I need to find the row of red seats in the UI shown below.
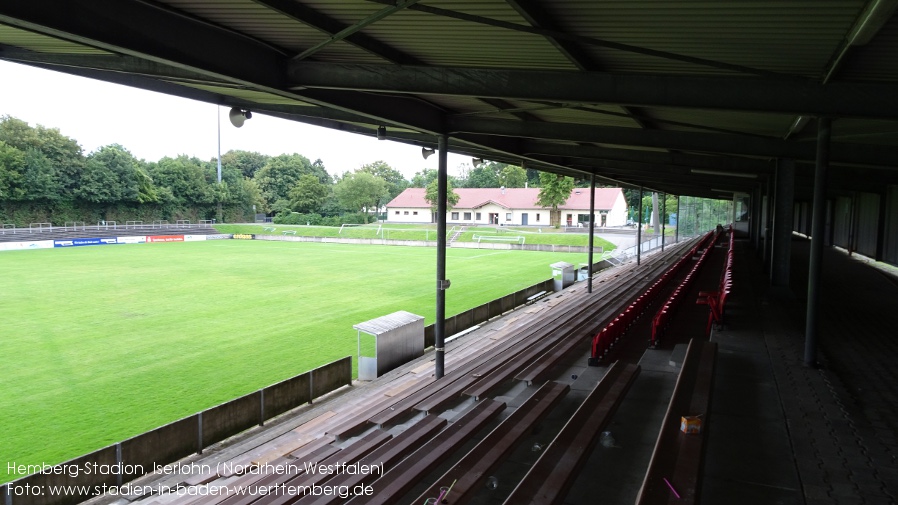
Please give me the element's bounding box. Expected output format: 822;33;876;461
649;230;724;348
589;232;717;364
697;226;735;336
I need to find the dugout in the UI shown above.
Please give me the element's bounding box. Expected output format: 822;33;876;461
354;311;424;381
550;262;577;291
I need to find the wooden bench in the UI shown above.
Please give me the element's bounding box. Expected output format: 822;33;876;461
253;429;393;505
502;362;641;505
411;381;570;505
525;290;549;304
353;399;506;505
635;339;717;505
296;414;450;504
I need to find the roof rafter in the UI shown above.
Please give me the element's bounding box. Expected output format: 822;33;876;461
251;0;424;65
447;116;898;168
292;0;423;61
363;0;787;78
504;0;657;130
287;62;898;119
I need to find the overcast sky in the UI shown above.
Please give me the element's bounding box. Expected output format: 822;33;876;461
0;60;471;179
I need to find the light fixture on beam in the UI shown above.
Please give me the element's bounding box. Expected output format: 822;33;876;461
690;169;758;179
422;147;435;160
228;107;252;128
472;157;484;168
377;125;386;140
849;0;898;46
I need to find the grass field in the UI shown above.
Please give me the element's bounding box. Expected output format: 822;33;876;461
215;223;618;249
0;239;592;482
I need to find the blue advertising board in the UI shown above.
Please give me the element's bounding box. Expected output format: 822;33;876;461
53;237;118;247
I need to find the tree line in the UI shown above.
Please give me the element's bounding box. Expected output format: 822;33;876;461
1;115;653;227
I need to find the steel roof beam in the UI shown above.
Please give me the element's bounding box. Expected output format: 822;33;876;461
292;0;423;61
287;62;898;119
251;0;424;65
447;116;898;168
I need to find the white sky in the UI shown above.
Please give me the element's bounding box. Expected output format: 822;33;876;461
0;60;471;180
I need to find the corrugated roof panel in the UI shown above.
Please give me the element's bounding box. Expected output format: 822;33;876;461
831;118;898;146
519;103;644;129
359;4;577;70
159;0;387;62
0;24;110;54
172;82;317;106
353;311;424;335
541;0;865;77
646;107;796;137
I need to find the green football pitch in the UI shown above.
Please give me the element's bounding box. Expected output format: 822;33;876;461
0;239;591;482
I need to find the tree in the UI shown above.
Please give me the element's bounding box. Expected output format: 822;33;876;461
254;153;326;212
498;165;527;188
536;171;575;227
149;155;214;207
0;141;26;200
462;161;503;188
359;160;407;201
333;171;387;214
289;173;329;213
220;150;269;179
21;148;61;201
424;178;460;221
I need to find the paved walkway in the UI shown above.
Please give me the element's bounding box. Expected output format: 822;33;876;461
702;237;898;505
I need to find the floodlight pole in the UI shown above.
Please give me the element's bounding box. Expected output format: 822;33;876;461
435;134;449;380
216;105;223;223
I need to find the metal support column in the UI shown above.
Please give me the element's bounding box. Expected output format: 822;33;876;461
771;158;795;288
435;134;449;379
637;187;643;265
675;195;680;243
661;193;666;251
805;118;831;367
588;173;595;293
752;185;762;252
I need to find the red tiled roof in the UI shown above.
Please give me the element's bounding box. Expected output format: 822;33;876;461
386;187;624;210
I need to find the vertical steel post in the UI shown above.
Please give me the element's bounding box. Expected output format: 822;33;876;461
675;195;680;243
588;174;595;293
661;193;666;251
805;118;830;367
435;134;448;379
771;159;795;288
637;187;643;265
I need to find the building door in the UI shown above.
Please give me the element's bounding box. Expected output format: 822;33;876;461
566;214;573;226
522;213;529;225
489;213;499;224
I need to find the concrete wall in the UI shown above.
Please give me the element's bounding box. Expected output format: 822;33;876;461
121;415;199;478
7;357;351;505
885;186;898;266
311;357;352;398
855;192;881;258
424;278;555;347
202;391;262;448
263;373;311;420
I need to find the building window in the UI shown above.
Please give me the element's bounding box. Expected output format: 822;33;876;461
464;212;472;220
451;212;459;220
536;213;540;222
404;211;409;215
476;212;482;220
506;213;512;221
394;211;399;215
413;211;418;215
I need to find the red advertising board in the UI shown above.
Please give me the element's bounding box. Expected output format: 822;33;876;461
147;235;185;243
